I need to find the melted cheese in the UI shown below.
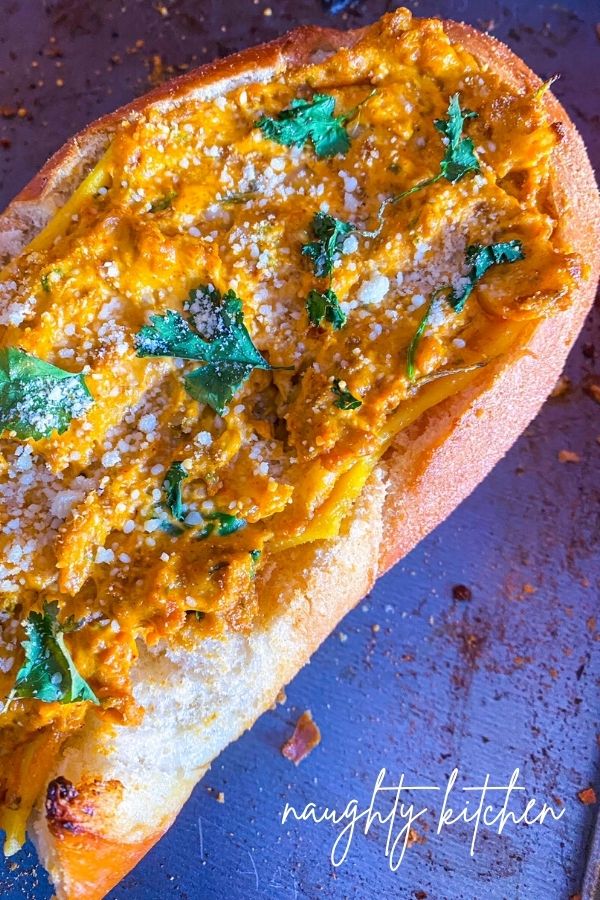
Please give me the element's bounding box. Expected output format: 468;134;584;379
0;8;579;837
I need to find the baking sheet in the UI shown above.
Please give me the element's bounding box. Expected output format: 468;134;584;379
0;1;598;897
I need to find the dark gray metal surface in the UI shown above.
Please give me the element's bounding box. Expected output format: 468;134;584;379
0;2;598;898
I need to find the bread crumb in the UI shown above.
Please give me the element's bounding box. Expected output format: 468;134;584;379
577;786;597;805
584;381;600;404
550;375;571;398
271;687;287;709
558;450;581;464
281;710;321;765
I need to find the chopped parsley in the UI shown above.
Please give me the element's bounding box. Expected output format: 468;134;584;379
163;461;188;522
331;378;362;410
149;191;177;212
406;240;525;381
40;273;51;293
7;604;98;706
302;212;355;279
0;347;93;440
135;285;271;415
256;90;375;159
306;289;346;330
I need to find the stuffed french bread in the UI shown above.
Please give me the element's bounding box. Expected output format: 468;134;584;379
0;9;598;899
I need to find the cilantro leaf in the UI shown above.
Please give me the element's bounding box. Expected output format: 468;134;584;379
136;309;208;359
185;360;256;415
149;191;177;212
406;288;449;383
7;604;98;706
302;212;355;278
434;93;480;184
156;502;246;540
196;511;247;540
135;286;271;415
163;461;188;521
257;90;375;159
0;347;93;440
257;94;348;158
406;240;525;381
306;289;347;330
450;240;525;313
331;378;362;410
364;94;480;239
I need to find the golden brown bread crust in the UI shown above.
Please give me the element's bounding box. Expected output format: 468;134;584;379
0;24;358;264
1;11;598;900
42;775;168;900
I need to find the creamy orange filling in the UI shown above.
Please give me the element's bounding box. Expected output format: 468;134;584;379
0;10;578;838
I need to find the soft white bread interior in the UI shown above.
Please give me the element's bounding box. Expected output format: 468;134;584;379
31;470;386;900
0;11;597;900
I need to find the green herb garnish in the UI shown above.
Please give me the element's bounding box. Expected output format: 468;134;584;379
406;240;525;381
40;268;63;293
250;549;262;563
196;511;247;540
0;347;92;440
306;288;347;330
221;191;257;205
249;548;261;578
6;604;98;707
302;212;355;279
256;90;376;159
450;241;525;313
331;378;362;410
163;461;188;522
434;93;480;184
406;288;450;383
149;191;177;212
157;504;246;540
135;285;271;415
365;94;480;238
